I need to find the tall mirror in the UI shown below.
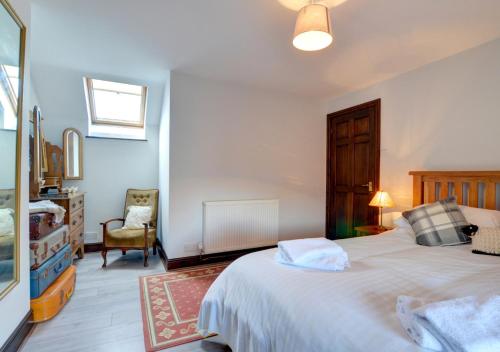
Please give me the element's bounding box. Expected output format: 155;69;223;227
0;0;25;299
63;128;83;180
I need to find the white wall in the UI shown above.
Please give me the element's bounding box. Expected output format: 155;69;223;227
0;0;31;346
324;38;500;212
158;72;170;250
167;72;325;259
30;64;162;243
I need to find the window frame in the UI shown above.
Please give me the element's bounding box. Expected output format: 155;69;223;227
84;77;148;129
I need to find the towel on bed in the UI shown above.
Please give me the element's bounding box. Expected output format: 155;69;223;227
397;295;500;352
29;200;66;223
275;237;349;271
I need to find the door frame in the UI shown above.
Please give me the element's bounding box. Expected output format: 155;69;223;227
325;99;381;238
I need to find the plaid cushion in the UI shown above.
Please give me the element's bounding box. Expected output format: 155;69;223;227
403;197;470;246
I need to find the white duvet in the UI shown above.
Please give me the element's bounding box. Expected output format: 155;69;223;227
198;229;500;352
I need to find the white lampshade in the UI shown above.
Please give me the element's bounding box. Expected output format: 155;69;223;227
369;191;395;208
293;4;333;51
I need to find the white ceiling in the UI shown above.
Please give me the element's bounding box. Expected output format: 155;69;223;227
31;0;500;98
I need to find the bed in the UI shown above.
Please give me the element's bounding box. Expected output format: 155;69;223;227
198;171;500;352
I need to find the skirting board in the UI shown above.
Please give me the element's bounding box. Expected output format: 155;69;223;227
167;245;276;270
0;310;33;352
84;239;163;254
84;242;103;253
83;240;272;270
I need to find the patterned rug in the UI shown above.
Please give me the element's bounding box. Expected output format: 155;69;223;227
140;263;228;351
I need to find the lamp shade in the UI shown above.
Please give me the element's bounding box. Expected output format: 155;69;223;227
293;4;333;51
369;191;395;208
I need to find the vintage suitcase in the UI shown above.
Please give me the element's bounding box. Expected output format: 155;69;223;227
30;243;72;299
30;225;69;269
29;212;63;240
31;265;76;322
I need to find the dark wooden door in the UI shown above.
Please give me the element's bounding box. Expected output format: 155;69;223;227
326;99;381;239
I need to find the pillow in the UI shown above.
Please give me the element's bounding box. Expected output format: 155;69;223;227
471;227;500;256
458;205;500;228
123;206;152;230
393;216;413;230
402;197;469;246
0;208;14;236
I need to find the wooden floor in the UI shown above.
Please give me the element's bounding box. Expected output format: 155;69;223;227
20;250;230;352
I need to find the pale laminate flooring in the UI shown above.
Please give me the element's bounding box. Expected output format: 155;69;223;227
20;250;230;352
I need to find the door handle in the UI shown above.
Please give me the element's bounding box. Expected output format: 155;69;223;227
361;181;373;192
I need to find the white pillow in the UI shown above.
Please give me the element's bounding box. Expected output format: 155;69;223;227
123;206;152;230
458;205;500;228
0;208;14;236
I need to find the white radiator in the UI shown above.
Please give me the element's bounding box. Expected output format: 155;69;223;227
202;199;279;254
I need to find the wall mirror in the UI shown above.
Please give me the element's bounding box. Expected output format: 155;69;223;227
0;0;25;299
63;128;83;180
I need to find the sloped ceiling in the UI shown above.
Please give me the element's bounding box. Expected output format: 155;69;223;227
31;0;500;98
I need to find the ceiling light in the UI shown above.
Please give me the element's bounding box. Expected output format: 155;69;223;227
293;3;333;52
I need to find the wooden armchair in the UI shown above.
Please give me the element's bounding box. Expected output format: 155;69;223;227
100;189;159;267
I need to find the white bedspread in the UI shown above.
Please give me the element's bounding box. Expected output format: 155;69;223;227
198;229;500;352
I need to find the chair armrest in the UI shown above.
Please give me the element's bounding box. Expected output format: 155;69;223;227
100;218;125;226
101;218;125;248
143;223;149;248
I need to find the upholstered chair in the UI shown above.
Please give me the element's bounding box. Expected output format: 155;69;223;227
100;189;159;267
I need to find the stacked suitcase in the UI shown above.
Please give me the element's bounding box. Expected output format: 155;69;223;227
29;211;76;322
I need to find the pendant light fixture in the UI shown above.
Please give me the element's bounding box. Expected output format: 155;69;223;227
293;1;333;51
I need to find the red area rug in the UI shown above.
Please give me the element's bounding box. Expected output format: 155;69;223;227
140;263;228;351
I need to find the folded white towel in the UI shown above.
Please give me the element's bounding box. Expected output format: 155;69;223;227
275;238;349;271
29;200;66;223
397;296;443;351
397;295;500;352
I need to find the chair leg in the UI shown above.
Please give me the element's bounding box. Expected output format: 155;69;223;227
144;248;149;267
122;250;126;256
153;242;157;256
101;250;107;268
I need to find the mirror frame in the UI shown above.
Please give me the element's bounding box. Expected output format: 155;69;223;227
0;0;26;300
63;128;84;180
32;106;42;183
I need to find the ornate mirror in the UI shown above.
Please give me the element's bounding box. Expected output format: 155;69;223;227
0;0;25;299
63;128;83;180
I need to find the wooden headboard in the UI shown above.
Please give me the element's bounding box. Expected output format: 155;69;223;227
410;171;500;210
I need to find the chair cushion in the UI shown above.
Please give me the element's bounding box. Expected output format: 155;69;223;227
105;227;156;248
123;206;152;229
124;189;159;228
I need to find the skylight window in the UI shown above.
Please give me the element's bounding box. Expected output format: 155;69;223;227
0;65;19;130
84;77;148;140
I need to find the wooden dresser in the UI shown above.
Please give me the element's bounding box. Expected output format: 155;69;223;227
37;193;85;259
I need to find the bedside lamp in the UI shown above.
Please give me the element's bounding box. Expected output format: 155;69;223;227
369;191;394;229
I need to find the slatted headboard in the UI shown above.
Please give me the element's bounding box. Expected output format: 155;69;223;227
410;171;500;210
